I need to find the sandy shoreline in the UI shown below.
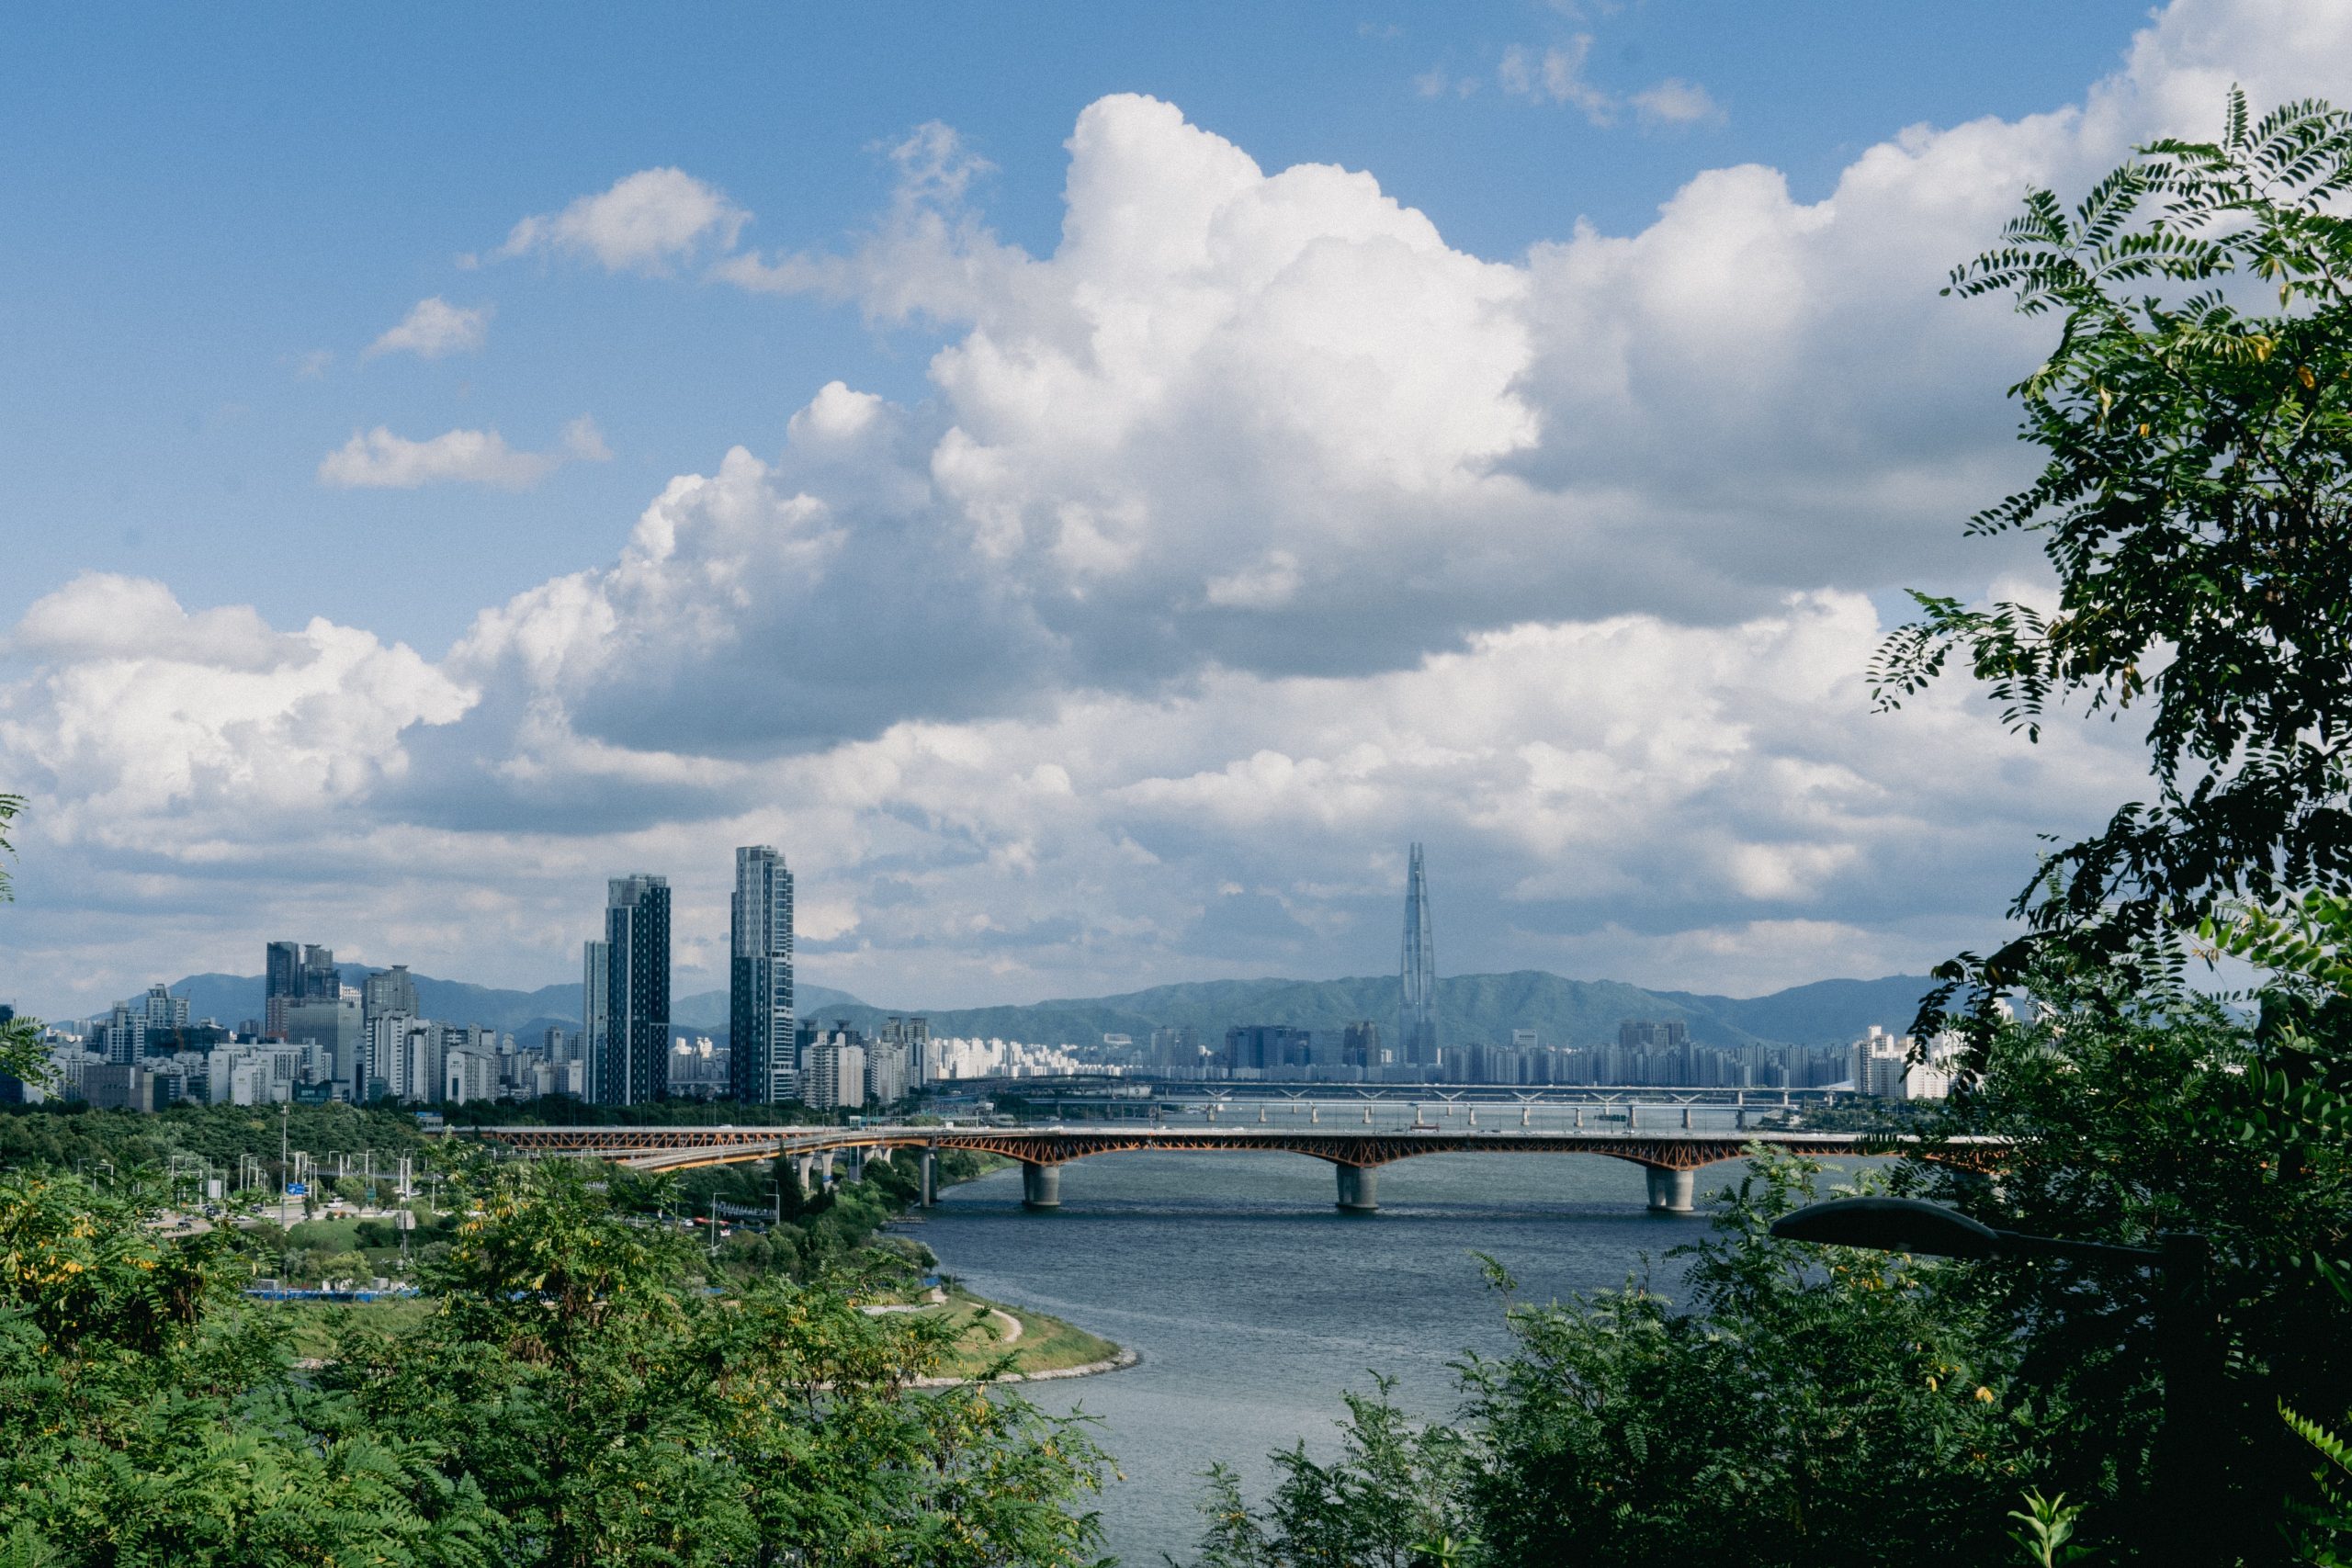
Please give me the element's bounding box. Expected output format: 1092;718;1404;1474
913;1344;1140;1389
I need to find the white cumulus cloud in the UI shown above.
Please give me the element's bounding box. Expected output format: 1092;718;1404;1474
495;167;750;275
1633;78;1724;129
15;0;2352;1016
317;419;611;491
365;296;492;359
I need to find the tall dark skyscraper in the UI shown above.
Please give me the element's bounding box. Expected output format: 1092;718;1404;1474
1399;843;1438;1067
728;845;795;1104
597;874;671;1106
264;940;338;1037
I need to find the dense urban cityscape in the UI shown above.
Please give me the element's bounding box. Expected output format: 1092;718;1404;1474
4;840;1949;1116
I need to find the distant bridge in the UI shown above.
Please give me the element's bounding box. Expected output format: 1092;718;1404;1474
470;1122;2000;1213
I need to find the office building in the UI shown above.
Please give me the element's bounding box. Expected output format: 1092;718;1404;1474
597;874;671;1106
265;942;338;1037
1224;1024;1312;1074
1150;1025;1202;1072
582;940;611;1091
283;996;363;1087
361;964;418;1025
1340;1020;1383;1069
1399;842;1438;1067
728;845;795;1104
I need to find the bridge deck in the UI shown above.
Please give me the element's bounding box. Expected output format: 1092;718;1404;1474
472;1123;1996;1174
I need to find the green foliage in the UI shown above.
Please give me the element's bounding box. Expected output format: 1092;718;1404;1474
2009;1490;2094;1566
1191;1377;1476;1568
331;1158;1109;1566
1190;1154;2031;1568
0;1169;497;1565
1455;1153;2026;1568
1871;91;2352;1016
0;1159;1111;1567
0;794;41;1085
1902;926;2352;1561
2283;1404;2352;1564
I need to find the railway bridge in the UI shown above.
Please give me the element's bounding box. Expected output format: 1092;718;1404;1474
470;1122;1997;1213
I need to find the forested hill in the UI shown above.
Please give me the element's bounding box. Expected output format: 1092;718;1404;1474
733;969;1938;1051
148;967;1930;1052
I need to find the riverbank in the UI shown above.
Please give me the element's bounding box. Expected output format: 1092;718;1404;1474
269;1280;1132;1383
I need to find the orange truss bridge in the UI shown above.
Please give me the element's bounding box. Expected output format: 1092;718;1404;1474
469;1123;2004;1213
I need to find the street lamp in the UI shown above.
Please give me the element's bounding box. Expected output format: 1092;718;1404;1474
1770;1197;2216;1556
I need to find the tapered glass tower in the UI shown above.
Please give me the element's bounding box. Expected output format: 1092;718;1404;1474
1399;842;1438;1068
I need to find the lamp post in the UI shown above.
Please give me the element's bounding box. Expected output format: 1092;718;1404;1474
1770;1197;2215;1555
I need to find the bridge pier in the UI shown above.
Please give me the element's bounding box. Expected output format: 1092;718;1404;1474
920;1145;936;1207
819;1150;836;1190
1645;1166;1697;1214
795;1153;814;1197
1335;1164;1379;1213
1020;1162;1061;1210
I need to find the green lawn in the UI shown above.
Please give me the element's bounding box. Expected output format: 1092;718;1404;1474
287;1217;366;1251
930;1289;1121;1380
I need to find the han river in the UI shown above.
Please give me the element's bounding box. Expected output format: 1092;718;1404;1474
903;1134;1743;1565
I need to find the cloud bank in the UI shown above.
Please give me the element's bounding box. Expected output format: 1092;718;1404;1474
4;0;2342;1016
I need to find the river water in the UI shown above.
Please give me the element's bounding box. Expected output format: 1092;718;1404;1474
907;1144;1725;1566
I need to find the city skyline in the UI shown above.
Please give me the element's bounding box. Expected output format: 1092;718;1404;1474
2;0;2324;1018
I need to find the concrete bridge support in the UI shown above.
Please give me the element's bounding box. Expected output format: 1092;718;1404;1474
1645;1166;1697;1214
1020;1162;1062;1210
920;1145;936;1208
1335;1164;1379;1213
794;1153;815;1197
819;1150;837;1190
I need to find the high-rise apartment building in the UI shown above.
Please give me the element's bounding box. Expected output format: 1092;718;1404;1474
877;1014;930;1086
265;942;338;1036
1399;843;1438;1067
799;1031;865;1111
727;846;795;1105
1341;1020;1383;1069
597;875;671;1106
1618;1019;1690;1051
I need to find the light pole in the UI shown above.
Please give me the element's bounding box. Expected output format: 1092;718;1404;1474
1770;1196;2216;1558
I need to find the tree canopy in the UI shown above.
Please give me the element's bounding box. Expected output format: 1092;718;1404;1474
1873;92;2352;1010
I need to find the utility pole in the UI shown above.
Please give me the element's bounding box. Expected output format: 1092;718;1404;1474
279;1101;290;1224
708;1190;718;1259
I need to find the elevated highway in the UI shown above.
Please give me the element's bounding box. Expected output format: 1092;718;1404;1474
470;1122;1998;1213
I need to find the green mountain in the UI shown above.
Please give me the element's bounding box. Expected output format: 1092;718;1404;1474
784;969;1934;1051
139;968;1927;1053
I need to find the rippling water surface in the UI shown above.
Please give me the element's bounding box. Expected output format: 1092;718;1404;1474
906;1147;1719;1565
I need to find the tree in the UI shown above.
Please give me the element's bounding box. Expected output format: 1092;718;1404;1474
0;1170;495;1565
320;1248;373;1286
328;1157;1111;1567
1189;1155;2031;1568
0;795;40;1084
1191;1378;1475;1568
1872;92;2352;1022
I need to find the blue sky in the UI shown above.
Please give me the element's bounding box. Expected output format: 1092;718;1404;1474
6;1;2144;648
0;0;2330;1016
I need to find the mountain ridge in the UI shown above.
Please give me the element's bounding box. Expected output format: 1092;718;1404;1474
118;967;1933;1052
